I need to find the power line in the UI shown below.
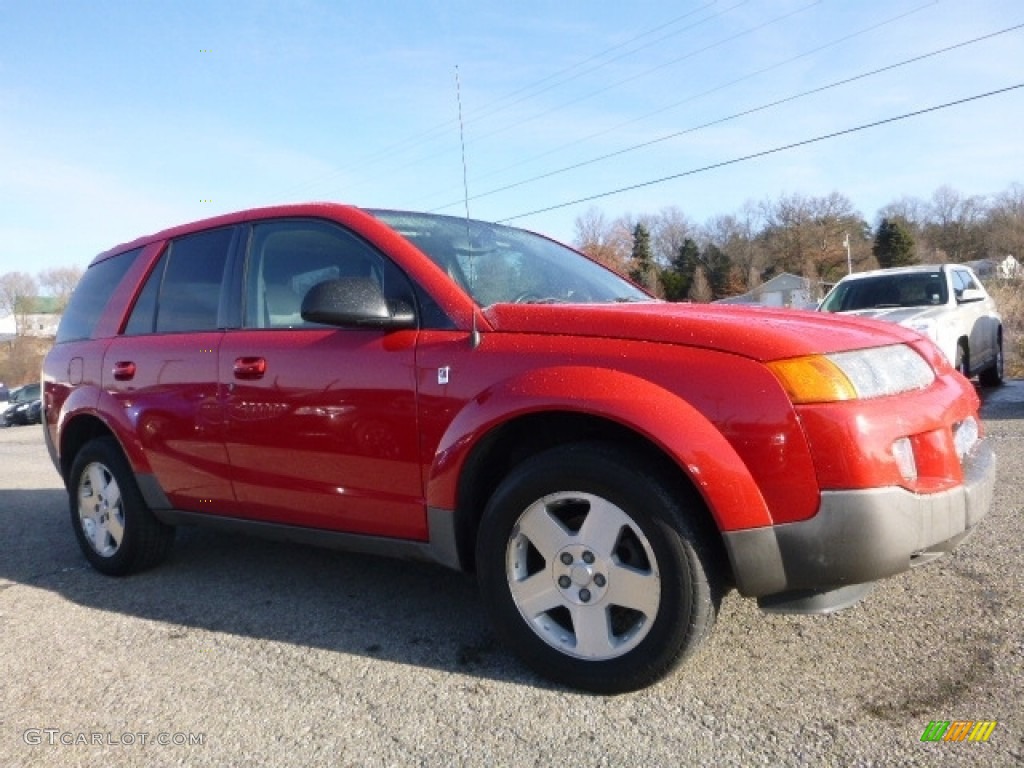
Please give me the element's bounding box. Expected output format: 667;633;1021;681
302;0;818;203
458;0;729;125
318;1;751;195
275;0;735;198
497;83;1024;223
391;0;824;204
453;0;819;152
422;0;939;211
429;22;1024;212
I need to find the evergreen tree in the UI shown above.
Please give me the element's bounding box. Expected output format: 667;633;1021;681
701;243;731;299
661;237;700;301
873;217;917;268
628;223;660;294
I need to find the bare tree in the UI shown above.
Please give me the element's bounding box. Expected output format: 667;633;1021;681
0;272;39;336
878;195;929;229
985;183;1024;262
572;207;631;273
924;185;988;263
649;206;696;267
705;202;765;290
688;265;712;303
38;266;84;311
758;192;867;282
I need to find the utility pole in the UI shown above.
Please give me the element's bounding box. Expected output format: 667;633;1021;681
843;233;852;274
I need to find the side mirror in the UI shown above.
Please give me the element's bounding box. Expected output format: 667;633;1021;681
957;288;985;304
301;278;416;329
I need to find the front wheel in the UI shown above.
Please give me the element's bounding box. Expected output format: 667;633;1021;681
955;341;970;379
979;334;1004;387
476;443;721;693
69;437;175;576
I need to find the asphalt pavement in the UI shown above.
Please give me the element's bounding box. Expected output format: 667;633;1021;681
1;383;1022;767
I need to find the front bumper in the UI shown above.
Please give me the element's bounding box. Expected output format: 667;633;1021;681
722;439;995;611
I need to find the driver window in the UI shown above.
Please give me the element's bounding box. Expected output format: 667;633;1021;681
243;219;406;329
952;270;968;299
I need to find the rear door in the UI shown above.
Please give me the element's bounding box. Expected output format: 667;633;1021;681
218;218;425;539
103;226;238;511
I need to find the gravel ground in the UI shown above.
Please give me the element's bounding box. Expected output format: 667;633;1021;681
1;382;1021;767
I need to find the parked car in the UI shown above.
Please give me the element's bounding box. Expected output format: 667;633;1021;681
818;264;1004;385
2;382;41;427
43;204;994;692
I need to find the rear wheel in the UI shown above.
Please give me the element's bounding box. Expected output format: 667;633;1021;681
979;334;1004;387
69;437;175;576
476;443;721;693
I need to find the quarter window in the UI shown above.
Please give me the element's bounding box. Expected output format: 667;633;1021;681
56;247;142;343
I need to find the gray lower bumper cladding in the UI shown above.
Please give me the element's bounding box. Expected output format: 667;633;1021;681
723;440;996;614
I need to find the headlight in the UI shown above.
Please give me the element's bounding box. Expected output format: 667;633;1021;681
768;344;935;404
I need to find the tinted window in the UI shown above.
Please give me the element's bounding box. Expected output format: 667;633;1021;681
820;272;947;311
56;247;142;343
124;228;233;334
243;219;414;329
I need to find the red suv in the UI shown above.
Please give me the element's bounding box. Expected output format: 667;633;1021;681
43;204;995;692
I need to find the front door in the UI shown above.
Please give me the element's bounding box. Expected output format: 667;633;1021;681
220;218;425;539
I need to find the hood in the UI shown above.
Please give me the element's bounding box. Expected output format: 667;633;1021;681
483;302;922;362
836;306;942;325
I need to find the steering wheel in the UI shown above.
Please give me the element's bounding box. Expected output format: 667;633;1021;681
513;292;543;304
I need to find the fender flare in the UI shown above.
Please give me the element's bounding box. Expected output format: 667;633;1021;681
426;365;772;531
56;385;156;477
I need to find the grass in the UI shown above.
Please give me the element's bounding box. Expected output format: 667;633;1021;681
986;281;1024;379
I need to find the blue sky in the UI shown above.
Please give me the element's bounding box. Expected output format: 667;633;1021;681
1;0;1022;273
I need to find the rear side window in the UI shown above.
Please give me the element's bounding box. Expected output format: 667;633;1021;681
124;228;234;334
56;247;143;343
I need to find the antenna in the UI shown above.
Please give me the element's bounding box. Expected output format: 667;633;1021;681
456;65;482;350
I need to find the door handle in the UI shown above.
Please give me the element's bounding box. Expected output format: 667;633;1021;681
112;361;136;381
233;357;267;379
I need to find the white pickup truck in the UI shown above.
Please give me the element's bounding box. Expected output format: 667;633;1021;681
819;264;1004;386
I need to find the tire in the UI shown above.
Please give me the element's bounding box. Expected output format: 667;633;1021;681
955;341;970;379
68;437;175;576
476;443;721;693
979;333;1004;387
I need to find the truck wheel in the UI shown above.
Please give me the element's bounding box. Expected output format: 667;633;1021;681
979;334;1004;387
476;443;721;693
69;437;175;576
955;341;970;379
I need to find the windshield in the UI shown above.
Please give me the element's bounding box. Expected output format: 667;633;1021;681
820;272;948;312
10;384;40;403
369;210;650;307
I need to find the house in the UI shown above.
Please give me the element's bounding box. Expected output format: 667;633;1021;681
715;272;815;309
3;296;62;338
